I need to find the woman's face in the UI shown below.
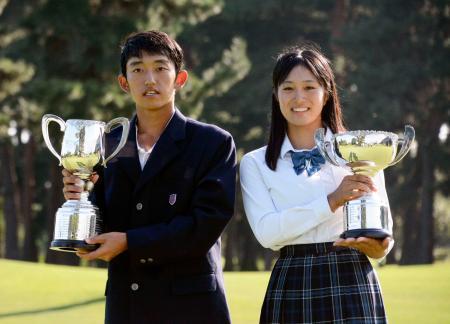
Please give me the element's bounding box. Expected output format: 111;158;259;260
277;64;327;131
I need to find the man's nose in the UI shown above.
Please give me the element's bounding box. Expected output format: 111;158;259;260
144;72;156;85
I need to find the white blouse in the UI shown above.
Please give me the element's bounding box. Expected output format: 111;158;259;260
239;131;392;251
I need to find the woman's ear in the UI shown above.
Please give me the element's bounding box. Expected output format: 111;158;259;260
175;70;188;90
117;75;129;93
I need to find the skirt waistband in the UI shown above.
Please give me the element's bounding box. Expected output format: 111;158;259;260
280;242;349;257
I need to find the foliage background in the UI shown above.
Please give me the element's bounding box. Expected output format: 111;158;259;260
0;0;448;269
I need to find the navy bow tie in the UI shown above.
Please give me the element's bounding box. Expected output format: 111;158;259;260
290;147;326;176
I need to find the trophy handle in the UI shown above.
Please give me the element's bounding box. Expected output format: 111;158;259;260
41;114;66;165
389;125;415;166
103;117;130;166
314;128;340;166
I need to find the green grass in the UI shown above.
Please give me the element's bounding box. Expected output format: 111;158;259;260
0;259;449;323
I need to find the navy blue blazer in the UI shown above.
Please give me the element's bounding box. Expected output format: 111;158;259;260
93;109;236;323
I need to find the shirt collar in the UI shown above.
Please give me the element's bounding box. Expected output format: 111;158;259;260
280;127;334;159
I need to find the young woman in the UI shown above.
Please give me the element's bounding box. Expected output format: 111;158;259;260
240;46;393;323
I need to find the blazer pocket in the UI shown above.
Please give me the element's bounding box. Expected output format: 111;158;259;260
171;273;217;295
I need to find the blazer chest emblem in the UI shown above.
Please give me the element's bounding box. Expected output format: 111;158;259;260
169;193;177;206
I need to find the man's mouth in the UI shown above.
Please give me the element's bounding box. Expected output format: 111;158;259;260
143;90;159;96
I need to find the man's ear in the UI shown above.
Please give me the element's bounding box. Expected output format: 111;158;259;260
174;70;188;90
118;74;129;93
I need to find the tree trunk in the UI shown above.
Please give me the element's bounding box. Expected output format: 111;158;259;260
416;139;435;263
330;0;349;41
1;141;21;259
263;249;276;271
21;134;38;261
223;218;236;271
400;138;437;264
239;219;259;271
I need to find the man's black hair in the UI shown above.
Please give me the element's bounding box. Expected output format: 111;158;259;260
120;30;184;77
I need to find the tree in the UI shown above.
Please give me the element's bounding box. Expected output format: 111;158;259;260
338;0;449;264
1;0;250;265
184;0;338;270
0;0;36;259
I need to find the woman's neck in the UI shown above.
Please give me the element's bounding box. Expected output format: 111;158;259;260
287;123;321;150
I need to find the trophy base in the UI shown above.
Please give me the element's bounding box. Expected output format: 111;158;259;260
340;228;391;240
50;239;99;253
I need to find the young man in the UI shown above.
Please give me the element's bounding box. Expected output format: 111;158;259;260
62;30;235;323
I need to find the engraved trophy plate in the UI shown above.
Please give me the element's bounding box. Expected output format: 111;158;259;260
315;125;415;239
42;114;130;252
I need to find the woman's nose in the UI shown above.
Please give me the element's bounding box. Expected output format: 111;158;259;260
294;89;306;101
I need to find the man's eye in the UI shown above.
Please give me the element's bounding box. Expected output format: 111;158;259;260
132;68;142;73
282;87;293;91
305;86;315;90
157;66;167;71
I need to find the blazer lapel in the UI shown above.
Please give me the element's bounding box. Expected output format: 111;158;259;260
116;115;141;184
134;109;187;194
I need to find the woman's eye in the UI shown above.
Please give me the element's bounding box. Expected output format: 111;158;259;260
282;87;293;91
132;68;142;73
305;86;315;90
157;66;167;71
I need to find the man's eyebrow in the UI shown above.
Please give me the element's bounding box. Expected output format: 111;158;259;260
127;58;170;66
154;59;170;64
128;60;143;67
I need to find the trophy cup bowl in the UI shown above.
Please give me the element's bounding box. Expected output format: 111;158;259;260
314;125;415;239
42;114;130;252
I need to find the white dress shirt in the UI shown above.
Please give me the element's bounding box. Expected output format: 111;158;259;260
239;130;392;251
135;110;175;170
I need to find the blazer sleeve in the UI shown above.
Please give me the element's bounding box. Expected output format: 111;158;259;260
125;133;236;261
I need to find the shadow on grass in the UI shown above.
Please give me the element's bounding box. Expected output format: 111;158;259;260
0;297;104;318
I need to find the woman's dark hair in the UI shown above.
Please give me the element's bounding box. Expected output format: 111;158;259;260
120;30;184;77
265;45;345;170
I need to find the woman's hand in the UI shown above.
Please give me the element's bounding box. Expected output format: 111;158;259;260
62;169;99;200
327;174;377;212
334;236;393;259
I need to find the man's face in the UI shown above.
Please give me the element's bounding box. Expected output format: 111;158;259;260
119;52;183;112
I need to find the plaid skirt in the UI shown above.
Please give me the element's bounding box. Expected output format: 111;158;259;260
261;243;387;324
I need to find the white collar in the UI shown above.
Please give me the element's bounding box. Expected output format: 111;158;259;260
280;127;334;159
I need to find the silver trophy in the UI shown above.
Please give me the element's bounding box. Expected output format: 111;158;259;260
314;125;415;239
42;114;130;252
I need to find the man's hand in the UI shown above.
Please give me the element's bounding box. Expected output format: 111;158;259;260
62;169;99;200
76;232;128;262
334;236;393;259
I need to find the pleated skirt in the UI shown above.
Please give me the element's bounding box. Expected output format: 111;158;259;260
260;243;387;324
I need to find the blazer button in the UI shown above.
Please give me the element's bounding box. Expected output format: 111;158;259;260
136;203;143;210
131;283;139;291
147;258;154;263
139;259;146;264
